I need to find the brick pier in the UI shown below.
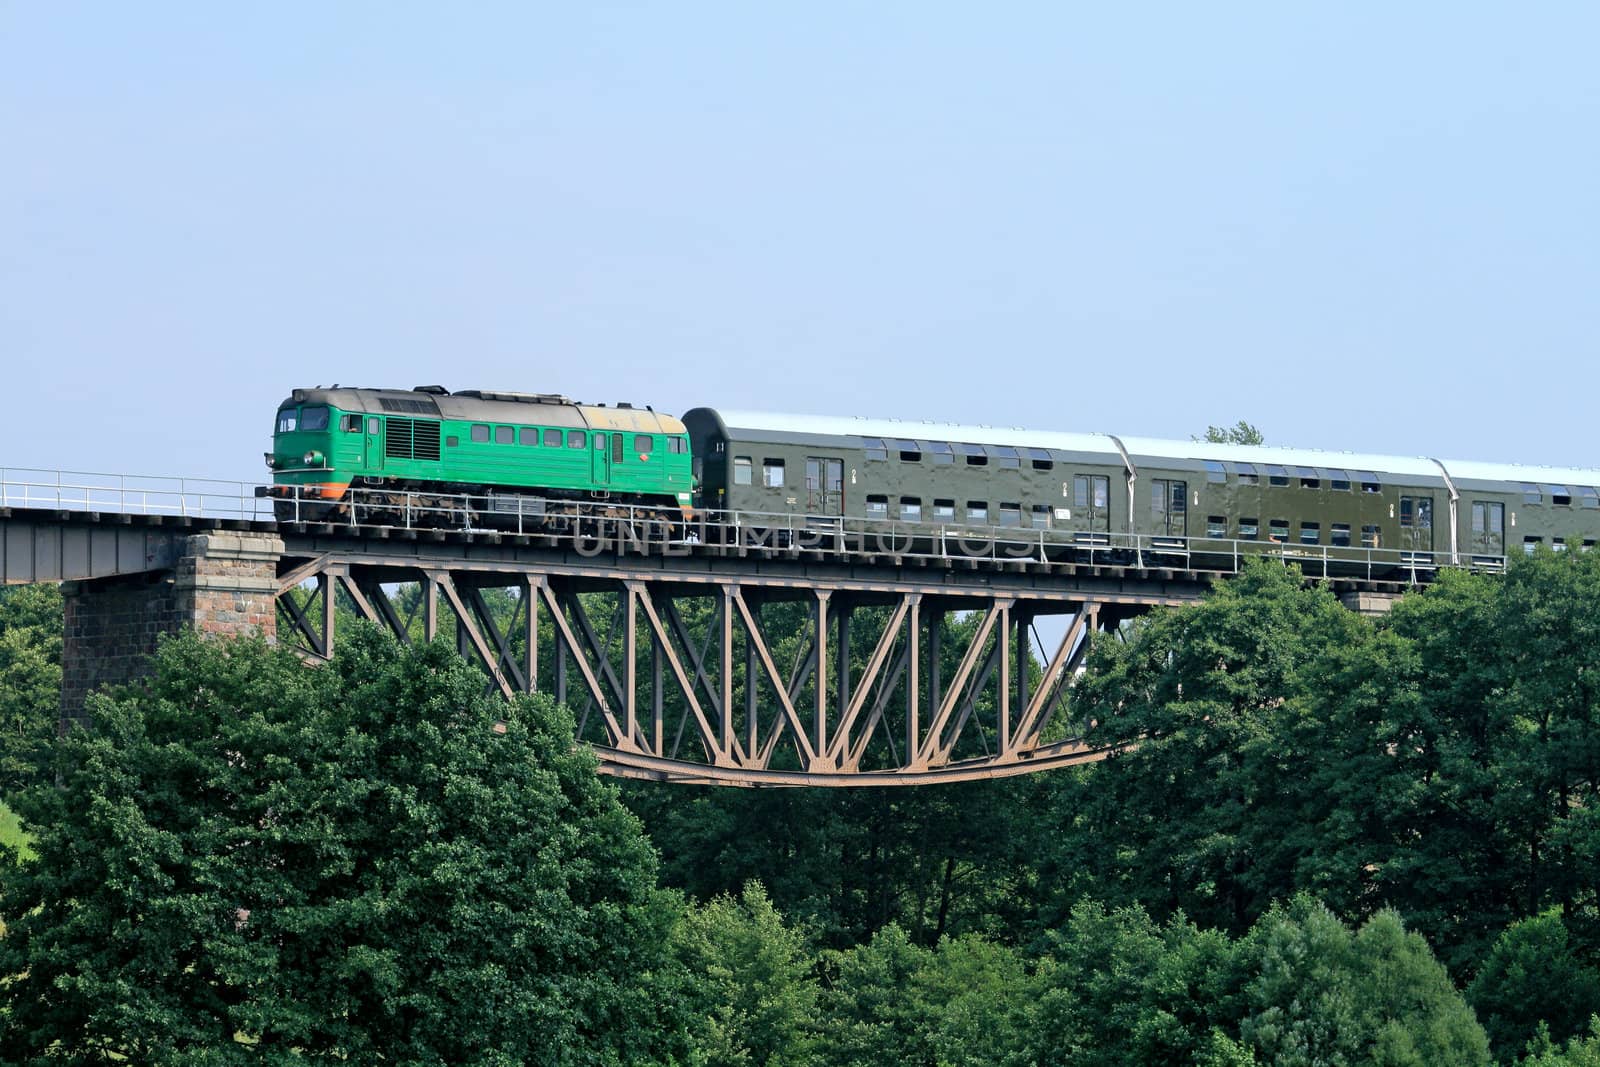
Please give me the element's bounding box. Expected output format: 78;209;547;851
60;532;283;729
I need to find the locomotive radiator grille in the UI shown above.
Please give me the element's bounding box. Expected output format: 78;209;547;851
384;418;442;461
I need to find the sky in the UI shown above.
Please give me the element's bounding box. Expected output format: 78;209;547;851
3;3;1598;485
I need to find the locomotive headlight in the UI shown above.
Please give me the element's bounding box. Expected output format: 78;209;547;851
303;450;324;467
263;452;277;469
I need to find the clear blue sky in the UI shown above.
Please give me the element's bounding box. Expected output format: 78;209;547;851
3;3;1597;482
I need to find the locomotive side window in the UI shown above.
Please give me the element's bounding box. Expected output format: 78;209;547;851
567;431;585;449
544;429;563;447
634;434;653;453
495;426;514;444
734;457;752;485
471;425;490;443
520;428;539;445
763;459;784;487
342;414;363;432
670;436;688;454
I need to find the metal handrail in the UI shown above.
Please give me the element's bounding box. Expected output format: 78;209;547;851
0;468;1508;579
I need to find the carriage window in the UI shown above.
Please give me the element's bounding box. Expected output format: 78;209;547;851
1522;483;1541;504
933;499;956;521
1524;535;1542;555
893;439;921;462
901;497;922;522
1362;525;1382;548
1228;462;1259;486
635;434;653;454
1028;448;1054;472
1331;523;1351;547
1204;461;1226;484
495;425;514;444
961;443;988;466
927;441;955;465
967;501;988;523
567;430;585;449
668;436;688;454
1267;465;1289;487
544;429;562;447
1032;504;1052;527
1329;470;1351;491
1399;497;1432;529
1238;518;1259;540
1297;467;1320;489
865;438;888;461
1359;472;1381;493
998;503;1022;527
1584;487;1600;509
1300;521;1320;545
299;406;330;431
520;427;539;445
276;408;298;433
1268;519;1289;542
1206;516;1227;538
1545;484;1572;506
988;446;1021;469
471;425;490;443
1553;538;1568;553
866;495;888;519
763;459;785;487
734;457;753;485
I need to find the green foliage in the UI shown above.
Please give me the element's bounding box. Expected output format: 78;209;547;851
1198;421;1266;446
1469;910;1600;1063
0;584;62;800
673;881;818;1066
1521;1019;1600;1066
0;626;682;1064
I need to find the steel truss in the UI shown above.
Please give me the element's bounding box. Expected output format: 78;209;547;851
276;552;1167;786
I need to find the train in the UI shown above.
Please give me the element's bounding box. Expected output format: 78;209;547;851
263;385;1600;573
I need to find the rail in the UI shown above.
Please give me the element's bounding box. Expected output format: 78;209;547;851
0;469;1510;581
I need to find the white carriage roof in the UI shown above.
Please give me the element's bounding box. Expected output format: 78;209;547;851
709;410;1600;489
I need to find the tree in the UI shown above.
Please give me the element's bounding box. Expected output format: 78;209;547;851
1197;422;1265;446
0;626;684;1064
1468;910;1600;1064
672;881;819;1067
0;583;62;799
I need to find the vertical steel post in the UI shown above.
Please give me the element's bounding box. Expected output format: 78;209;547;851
906;593;921;758
524;575;540;694
814;591;829;757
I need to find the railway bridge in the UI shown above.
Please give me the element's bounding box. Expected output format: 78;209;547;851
0;469;1409;786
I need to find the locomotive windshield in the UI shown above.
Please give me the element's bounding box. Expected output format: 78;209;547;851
276;408;297;433
299;406;330;431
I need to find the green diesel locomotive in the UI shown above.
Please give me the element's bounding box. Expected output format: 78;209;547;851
262;386;693;527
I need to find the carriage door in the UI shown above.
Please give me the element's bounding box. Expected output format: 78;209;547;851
1470;501;1504;557
806;457;844;515
1152;479;1188;538
1073;475;1110;533
365;416;384;473
592;433;610;486
1400;496;1433;555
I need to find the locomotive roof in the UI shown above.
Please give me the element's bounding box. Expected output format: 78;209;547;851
278;387;685;435
700;409;1600;491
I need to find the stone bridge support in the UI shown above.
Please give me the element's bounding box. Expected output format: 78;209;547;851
60;532;283;729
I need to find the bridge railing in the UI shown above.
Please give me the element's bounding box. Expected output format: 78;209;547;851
0;468;266;520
